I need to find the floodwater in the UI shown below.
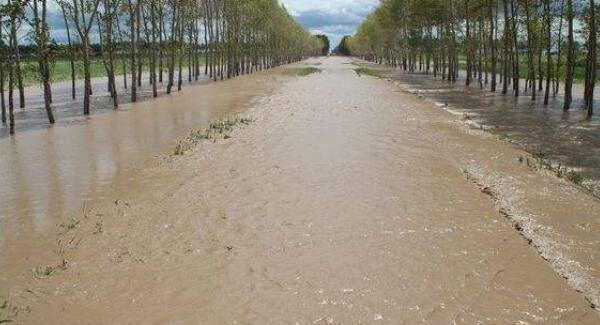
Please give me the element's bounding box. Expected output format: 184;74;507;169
379;67;600;195
1;57;598;323
1;69;213;137
0;67;279;257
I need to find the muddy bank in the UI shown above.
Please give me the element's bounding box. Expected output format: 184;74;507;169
1;57;599;324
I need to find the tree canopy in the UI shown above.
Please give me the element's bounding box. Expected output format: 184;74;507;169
314;34;330;56
333;35;352;56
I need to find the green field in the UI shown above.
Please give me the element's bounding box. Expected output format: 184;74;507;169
8;54;598;88
455;56;600;84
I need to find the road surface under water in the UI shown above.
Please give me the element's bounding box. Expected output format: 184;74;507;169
1;57;599;324
377;66;600;196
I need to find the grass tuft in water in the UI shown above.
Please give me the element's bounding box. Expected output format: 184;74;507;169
33;265;55;278
94;221;104;234
59;217;80;231
520;152;585;187
354;67;381;78
0;297;13;324
286;67;321;77
173;115;253;156
566;170;584;185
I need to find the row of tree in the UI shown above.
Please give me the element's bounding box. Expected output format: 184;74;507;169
0;0;325;134
345;0;598;117
314;34;330;56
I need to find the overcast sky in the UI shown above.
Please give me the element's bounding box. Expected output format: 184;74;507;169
280;0;379;49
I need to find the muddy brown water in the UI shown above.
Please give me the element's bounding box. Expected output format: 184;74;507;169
1;57;600;324
0;69;213;137
376;66;600;196
0;69;278;220
0;68;281;281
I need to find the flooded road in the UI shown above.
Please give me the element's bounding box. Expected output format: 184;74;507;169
0;69;280;282
0;70;278;223
1;57;599;324
377;67;600;196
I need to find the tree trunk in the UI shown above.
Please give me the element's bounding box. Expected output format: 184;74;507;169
563;0;574;110
116;14;128;90
0;10;6;124
60;3;77;100
8;0;17;134
151;0;158;97
0;62;5;124
488;0;497;92
136;2;142;87
159;5;164;83
82;39;92;115
127;0;138;102
584;0;596;117
554;0;565;97
543;0;552;105
466;0;472;86
510;0;520;96
166;2;177;94
8;57;14;134
178;11;184;91
502;0;510;94
524;0;536;100
13;21;24;109
98;1;118;108
37;0;55;123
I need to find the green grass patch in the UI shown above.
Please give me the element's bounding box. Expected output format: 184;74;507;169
286;67;321;77
354;67;382;78
456;55;600;84
13;54;208;87
0;297;12;324
565;170;584;185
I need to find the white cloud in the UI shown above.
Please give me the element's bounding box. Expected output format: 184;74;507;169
280;0;378;48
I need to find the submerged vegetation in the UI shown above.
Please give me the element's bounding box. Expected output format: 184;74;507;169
342;0;598;118
354;66;382;78
0;297;12;324
0;0;328;135
174;115;252;155
286;67;321;77
521;152;585;187
33;265;56;278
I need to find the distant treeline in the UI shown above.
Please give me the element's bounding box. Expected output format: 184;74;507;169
0;0;328;135
315;35;330;56
338;0;598;117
